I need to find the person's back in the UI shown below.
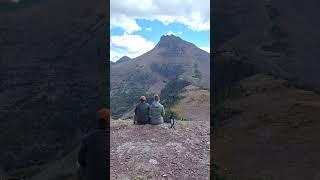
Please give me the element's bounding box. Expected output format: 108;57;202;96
134;96;150;124
149;95;165;125
78;108;108;180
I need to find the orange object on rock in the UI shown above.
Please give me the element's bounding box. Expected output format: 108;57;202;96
96;108;110;122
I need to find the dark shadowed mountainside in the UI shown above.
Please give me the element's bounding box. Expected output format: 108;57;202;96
213;0;320;179
0;0;108;178
213;0;320;92
111;35;210;119
214;74;320;179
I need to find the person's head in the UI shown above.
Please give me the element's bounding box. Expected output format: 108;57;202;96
96;108;109;129
139;96;146;102
154;95;160;102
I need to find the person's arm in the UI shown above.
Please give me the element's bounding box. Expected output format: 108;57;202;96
147;105;150;122
134;106;138;124
78;137;87;168
149;105;152;120
161;105;165;117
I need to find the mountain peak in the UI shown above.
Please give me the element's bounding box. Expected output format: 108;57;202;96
116;56;131;63
156;34;195;50
158;35;183;46
160;34;182;41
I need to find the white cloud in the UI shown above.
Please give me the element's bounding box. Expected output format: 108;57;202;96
110;33;155;61
200;46;210;53
111;33;155;53
166;30;182;36
111;0;210;32
110;0;209;61
166;31;177;36
110;14;141;34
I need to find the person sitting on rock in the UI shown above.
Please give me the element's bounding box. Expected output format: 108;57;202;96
77;108;109;180
134;96;150;125
149;95;165;125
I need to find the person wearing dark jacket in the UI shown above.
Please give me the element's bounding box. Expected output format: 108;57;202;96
134;96;150;124
77;108;109;180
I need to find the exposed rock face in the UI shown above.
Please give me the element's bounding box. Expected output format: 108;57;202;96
0;0;108;177
111;35;210;118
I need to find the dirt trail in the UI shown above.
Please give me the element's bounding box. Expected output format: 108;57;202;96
110;86;210;180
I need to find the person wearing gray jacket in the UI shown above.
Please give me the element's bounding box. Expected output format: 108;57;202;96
149;95;165;125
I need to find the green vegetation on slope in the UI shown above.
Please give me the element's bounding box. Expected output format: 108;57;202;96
160;79;191;121
111;70;158;118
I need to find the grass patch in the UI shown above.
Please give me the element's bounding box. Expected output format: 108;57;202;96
160;78;191;122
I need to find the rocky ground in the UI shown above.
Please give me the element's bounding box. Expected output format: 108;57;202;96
110;86;210;180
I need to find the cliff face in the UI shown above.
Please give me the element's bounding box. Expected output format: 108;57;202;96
0;0;108;177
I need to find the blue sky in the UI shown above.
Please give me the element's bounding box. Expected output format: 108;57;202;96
110;0;210;62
